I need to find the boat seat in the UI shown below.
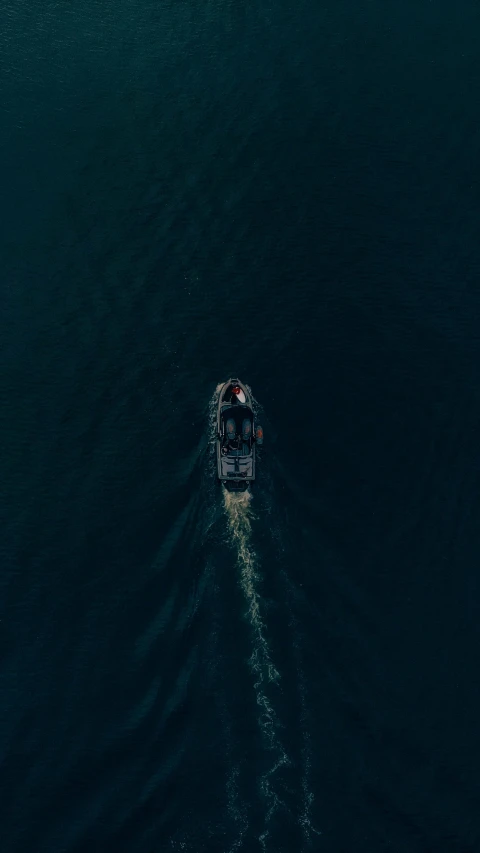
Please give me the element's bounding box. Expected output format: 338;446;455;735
241;418;252;441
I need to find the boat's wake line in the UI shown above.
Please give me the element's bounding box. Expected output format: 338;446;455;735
223;489;290;851
261;470;322;846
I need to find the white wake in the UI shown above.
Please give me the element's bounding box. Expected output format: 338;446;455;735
223;488;290;851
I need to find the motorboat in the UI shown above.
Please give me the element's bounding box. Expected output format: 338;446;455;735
216;379;263;491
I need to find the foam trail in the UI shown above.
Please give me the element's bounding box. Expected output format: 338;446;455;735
255;467;322;844
223;491;279;698
223;489;290;851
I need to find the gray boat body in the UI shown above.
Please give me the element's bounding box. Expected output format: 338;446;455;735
216;379;257;492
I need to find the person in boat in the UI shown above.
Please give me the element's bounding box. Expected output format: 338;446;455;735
222;431;256;454
221;433;241;454
230;434;242;451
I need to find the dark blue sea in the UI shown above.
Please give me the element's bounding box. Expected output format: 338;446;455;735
2;1;480;851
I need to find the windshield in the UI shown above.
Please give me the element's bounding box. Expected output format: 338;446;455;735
221;406;253;431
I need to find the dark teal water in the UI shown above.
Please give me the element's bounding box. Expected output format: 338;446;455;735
2;1;480;851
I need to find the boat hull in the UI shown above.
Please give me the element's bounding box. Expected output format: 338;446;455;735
216;379;256;491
